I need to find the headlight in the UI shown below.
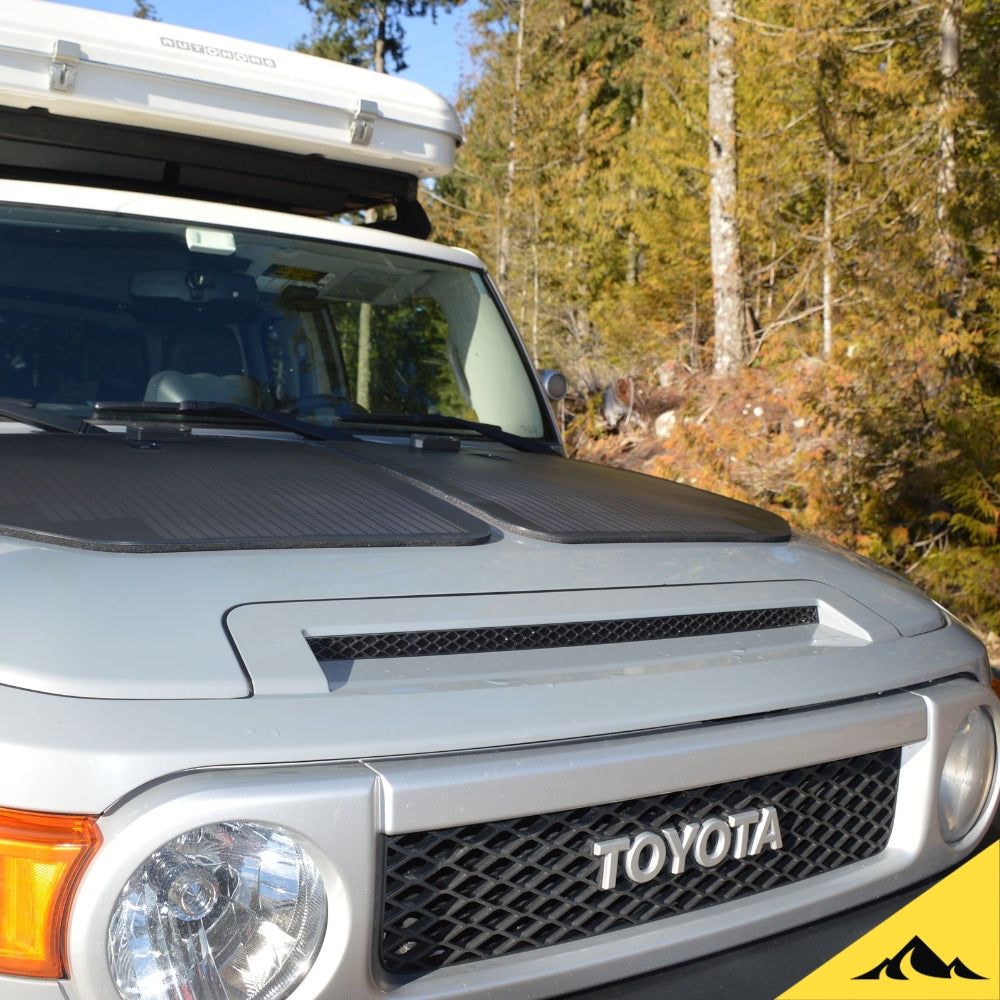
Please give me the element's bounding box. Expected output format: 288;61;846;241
939;708;997;843
108;822;326;1000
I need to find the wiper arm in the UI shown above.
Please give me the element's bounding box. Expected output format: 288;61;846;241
0;396;100;434
92;400;355;441
343;413;557;454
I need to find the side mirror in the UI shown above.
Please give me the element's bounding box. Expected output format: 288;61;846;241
538;369;568;402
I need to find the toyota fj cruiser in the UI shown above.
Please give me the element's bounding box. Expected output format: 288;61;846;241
0;3;997;999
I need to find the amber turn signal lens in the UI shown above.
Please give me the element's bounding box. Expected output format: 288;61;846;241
0;807;101;978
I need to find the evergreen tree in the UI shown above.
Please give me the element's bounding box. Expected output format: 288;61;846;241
440;0;1000;634
298;0;465;73
596;3;711;371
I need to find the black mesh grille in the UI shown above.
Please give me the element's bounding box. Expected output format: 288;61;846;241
379;748;900;975
309;606;818;662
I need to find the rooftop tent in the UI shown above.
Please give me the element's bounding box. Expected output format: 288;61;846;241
0;0;462;226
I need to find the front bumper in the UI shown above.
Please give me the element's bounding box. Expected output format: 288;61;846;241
54;676;999;1000
565;829;999;1000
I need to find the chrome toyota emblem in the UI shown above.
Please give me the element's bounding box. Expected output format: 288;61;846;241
591;805;783;889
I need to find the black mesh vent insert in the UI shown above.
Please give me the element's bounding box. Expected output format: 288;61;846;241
380;748;900;975
309;605;819;662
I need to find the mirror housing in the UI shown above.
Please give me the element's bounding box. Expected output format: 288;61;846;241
539;369;568;402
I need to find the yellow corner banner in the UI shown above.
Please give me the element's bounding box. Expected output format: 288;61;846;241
778;841;999;1000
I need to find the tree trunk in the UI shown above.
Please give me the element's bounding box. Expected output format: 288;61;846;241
625;82;645;289
935;0;965;282
530;190;540;368
708;0;747;376
570;0;595;378
822;149;835;359
497;0;527;297
374;1;388;74
356;302;373;408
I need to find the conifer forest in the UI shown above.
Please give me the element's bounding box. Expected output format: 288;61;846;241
413;0;1000;650
294;0;1000;649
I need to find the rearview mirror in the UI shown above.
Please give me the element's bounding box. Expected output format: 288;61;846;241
130;268;257;305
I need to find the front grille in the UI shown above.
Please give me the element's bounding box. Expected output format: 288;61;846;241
308;605;818;662
380;748;900;975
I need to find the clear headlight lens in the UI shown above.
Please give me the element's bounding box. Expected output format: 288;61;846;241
108;822;326;1000
939;708;997;843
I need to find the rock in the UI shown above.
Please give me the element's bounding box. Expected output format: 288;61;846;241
654;410;678;439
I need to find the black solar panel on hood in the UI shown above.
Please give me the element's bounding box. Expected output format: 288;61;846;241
0;435;491;551
331;443;792;544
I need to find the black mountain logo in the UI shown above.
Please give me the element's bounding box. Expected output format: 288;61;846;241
854;935;987;981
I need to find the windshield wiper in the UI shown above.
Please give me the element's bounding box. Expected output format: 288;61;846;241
92;400;355;441
341;413;558;454
0;397;101;434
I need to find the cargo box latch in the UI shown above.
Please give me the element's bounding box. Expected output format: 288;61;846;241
50;40;82;93
349;100;379;146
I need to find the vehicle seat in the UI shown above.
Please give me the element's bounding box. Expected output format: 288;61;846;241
145;321;261;405
145;369;260;406
167;322;246;376
144;370;261;406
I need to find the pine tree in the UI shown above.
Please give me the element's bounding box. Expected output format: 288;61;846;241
298;0;465;73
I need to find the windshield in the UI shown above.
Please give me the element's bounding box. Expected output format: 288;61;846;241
0;204;550;441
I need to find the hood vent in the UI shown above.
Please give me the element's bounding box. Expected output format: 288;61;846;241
307;605;819;664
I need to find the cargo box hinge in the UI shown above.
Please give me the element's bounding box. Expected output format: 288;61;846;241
349;99;379;146
50;40;83;93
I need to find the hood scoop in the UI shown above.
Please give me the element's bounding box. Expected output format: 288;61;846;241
307;605;819;666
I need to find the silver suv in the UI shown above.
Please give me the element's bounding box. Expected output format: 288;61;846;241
0;4;997;999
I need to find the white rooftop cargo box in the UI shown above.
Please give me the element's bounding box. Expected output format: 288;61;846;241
0;0;462;219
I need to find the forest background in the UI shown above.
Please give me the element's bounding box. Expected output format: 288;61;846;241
427;0;1000;657
141;0;1000;654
